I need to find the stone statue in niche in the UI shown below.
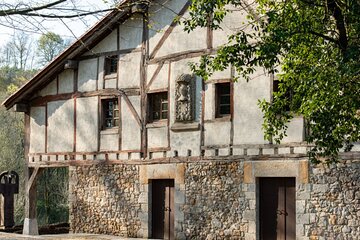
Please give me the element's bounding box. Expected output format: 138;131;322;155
175;74;195;122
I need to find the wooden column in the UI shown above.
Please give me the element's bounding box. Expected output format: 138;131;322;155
23;167;42;235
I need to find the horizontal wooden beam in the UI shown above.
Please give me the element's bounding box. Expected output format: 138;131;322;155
30;88;140;106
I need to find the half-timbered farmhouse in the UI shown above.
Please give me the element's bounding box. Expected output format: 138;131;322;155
3;0;360;239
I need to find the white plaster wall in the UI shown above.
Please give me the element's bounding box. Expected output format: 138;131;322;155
213;6;250;48
84;30;118;55
78;58;98;92
29;107;46;153
233;70;271;144
98;56;105;90
121;96;141;150
47;100;74;152
204;121;231;146
39;79;57;96
204;84;215;120
76;97;98;152
169;59;202;124
282;116;305;143
147;63;169;91
118;52;141;88
155;10;207;58
148;0;187;55
58;69;74;94
147;127;168;148
171;131;201;156
119;14;143;50
100;132;119;151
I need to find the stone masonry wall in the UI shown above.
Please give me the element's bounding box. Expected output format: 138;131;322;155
305;160;360;240
69;165;141;237
183;161;248;239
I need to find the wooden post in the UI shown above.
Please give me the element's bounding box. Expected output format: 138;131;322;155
23;167;42;235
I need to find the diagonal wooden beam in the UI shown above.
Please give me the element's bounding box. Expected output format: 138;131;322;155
149;0;191;59
146;62;164;92
26;167;43;193
121;91;143;130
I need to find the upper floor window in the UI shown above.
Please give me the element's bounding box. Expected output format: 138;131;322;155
215;82;231;117
273;78;292;112
105;55;118;75
148;92;168;122
102;98;119;129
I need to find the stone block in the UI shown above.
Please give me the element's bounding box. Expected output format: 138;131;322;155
248;221;256;234
232;148;244;156
243;210;255;221
97;153;106;160
294;146;307;154
151;151;164;159
205;149;215;156
243;162;253;184
278;147;291;154
175;190;185;204
312;184;328;193
244;233;256;240
296;224;305;236
245;191;255;200
138;192;148;204
296;200;306;213
131;152;141;160
219;148;229;156
262;148;274;155
108;153;117;160
119;152;128;160
247;148;260;156
23;218;39;235
297;213;310;224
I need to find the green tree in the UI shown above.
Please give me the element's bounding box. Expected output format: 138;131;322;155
184;0;360;163
37;32;69;66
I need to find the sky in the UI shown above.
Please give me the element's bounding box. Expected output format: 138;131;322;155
0;0;116;47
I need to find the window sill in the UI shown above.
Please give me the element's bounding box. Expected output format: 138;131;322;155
104;73;117;80
146;120;167;128
171;122;200;132
204;115;231;123
100;128;118;135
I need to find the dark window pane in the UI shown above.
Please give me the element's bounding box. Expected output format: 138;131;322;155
102;99;119;129
148;92;168;122
216;82;231;117
161;112;167;119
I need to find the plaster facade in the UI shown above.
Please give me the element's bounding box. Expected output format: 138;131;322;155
10;0;359;239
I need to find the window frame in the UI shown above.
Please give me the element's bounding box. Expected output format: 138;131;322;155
147;91;168;123
215;82;232;118
273;78;293;112
104;55;119;76
101;98;120;130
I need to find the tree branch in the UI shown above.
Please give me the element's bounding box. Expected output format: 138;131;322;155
21;8;114;19
308;30;339;44
0;0;66;16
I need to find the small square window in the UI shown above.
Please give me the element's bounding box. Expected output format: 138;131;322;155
102;99;119;129
273;79;292;112
216;82;231;117
105;55;118;75
148;92;168;122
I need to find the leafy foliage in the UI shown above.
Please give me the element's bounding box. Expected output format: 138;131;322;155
184;0;360;163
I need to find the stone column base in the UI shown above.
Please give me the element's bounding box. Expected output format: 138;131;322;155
23;218;39;235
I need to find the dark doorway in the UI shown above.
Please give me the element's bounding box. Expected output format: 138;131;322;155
151;179;174;240
259;177;295;240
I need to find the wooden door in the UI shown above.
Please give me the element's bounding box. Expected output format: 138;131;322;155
152;179;174;240
259;177;295;240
